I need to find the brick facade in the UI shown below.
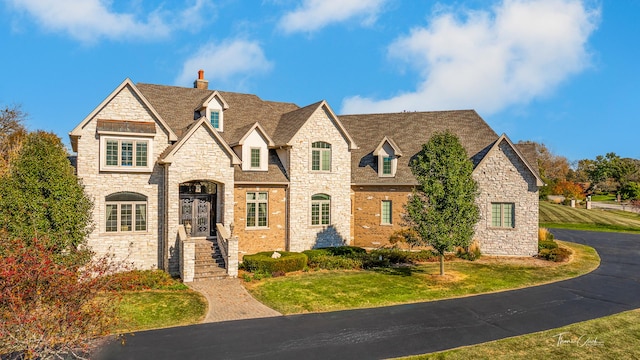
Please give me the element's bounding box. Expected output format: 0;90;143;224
351;185;412;248
234;185;287;258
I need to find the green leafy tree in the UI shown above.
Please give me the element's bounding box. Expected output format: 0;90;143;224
403;132;479;275
0;131;93;253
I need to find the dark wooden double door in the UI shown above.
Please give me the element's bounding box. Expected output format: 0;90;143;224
180;194;216;237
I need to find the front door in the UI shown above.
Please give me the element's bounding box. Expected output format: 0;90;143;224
180;195;215;237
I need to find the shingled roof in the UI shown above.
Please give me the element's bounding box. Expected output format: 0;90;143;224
339;110;500;184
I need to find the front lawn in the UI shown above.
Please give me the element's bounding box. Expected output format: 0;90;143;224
400;308;640;360
113;290;207;332
244;241;599;314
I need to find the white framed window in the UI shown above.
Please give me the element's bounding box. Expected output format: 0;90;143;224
381;200;392;225
250;148;261;169
311;142;331;172
491;202;514;228
311;193;331;226
105;192;147;232
100;136;152;172
246;192;268;228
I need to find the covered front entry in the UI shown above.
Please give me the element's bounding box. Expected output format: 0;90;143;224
179;181;217;237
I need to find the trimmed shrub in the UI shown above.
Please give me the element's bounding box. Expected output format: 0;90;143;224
538;240;559;251
407;250;438;262
242;251;307;274
322;246;367;257
307;254;363;270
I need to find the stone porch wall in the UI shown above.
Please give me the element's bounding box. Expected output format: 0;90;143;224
166;125;235;275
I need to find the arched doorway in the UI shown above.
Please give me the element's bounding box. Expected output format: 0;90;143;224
179;181;217;237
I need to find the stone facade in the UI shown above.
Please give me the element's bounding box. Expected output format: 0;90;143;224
72;78;541;280
233;185;287;258
351;185;412;248
164;123;236;274
473;140;539;256
287;106;352;252
75;84;170;269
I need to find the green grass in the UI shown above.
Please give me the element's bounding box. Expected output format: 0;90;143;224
539;201;640;233
399;308;640;360
590;194;617;202
112;290;207;332
244;241;599;314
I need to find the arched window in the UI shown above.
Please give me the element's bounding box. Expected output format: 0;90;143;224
311;193;331;226
311;142;331;171
105;192;147;232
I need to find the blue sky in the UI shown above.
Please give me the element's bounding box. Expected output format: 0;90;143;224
0;0;636;162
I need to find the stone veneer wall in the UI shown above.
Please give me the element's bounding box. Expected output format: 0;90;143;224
351;185;412;248
234;185;287;258
165;124;236;275
473;141;539;256
76;85;170;269
287;107;352;252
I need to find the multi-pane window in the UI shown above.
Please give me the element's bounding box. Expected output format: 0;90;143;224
105;192;147;232
210;110;220;129
381;200;392;225
491;203;514;228
246;192;268;228
311;142;331;171
382;157;392;175
311;194;330;225
250;148;261;169
104;139;149;169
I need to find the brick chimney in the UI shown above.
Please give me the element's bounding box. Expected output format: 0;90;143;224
194;69;208;90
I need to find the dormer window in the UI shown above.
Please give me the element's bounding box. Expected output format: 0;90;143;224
373;136;402;178
209;110;220;129
250;148;261;169
382;157;392;175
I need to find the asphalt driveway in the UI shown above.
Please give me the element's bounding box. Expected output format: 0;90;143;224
97;230;640;359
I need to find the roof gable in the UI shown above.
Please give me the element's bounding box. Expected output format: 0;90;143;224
69;78;177;151
231;122;275;147
197;90;229;111
473;134;544;186
373;136;403;157
159;116;241;165
273;100;358;149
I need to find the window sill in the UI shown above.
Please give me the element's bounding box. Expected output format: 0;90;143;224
488;226;516;231
101;231;152;235
100;167;153;173
244;226;270;231
380;223;393;226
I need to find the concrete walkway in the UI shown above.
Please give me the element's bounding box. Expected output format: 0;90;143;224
187;278;281;323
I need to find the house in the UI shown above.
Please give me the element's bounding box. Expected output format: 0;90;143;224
69;71;543;281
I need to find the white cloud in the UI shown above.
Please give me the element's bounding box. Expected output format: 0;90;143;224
341;0;600;115
175;39;273;90
5;0;210;43
278;0;387;34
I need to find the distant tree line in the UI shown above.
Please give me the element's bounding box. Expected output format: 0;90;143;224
518;141;640;201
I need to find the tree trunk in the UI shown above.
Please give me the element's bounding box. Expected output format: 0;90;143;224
439;253;445;276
